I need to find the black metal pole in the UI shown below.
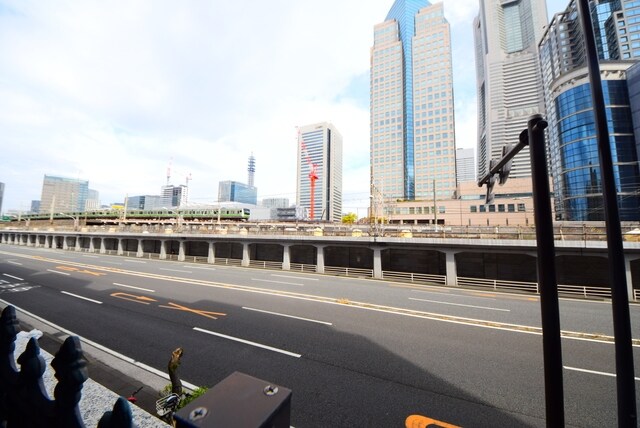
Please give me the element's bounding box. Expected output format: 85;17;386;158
576;1;637;426
528;114;565;426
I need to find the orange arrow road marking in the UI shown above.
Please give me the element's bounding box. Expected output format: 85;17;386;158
111;292;158;305
159;302;226;320
405;414;461;428
57;266;106;276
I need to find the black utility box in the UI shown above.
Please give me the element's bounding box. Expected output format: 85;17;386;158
174;372;292;428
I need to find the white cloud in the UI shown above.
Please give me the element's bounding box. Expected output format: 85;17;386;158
0;0;565;213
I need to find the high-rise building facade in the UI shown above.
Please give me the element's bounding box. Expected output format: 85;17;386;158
40;175;89;213
539;0;640;221
473;0;548;180
218;181;258;205
297;122;343;222
456;148;476;183
371;0;457;202
0;182;4;214
161;184;188;208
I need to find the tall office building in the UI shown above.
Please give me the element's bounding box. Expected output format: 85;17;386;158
40;175;89;214
456;148;476;183
248;154;256;188
297;122;343;222
371;0;457;202
0;182;4;214
539;0;640;221
473;0;548;180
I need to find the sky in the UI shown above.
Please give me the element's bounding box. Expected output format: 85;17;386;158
0;0;567;215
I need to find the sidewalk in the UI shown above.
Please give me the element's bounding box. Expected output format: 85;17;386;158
12;307;172;427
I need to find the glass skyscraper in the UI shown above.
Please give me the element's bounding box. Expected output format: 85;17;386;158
370;0;456;202
473;0;548;180
539;0;640;221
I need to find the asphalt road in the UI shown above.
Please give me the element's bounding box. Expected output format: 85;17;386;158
0;243;638;427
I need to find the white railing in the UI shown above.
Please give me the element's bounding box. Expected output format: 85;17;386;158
324;266;374;278
289;263;317;273
248;260;283;270
456;277;539;293
381;271;447;286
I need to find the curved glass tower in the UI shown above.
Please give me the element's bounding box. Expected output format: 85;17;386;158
540;0;640;221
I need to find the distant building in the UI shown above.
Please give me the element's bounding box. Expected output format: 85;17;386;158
161;185;188;208
386;177;541;226
40;175;89;213
247;154;256;188
30;200;40;214
0;182;4;214
218;181;257;205
262;198;289;209
127;195;165;211
85;189;100;211
297;122;343;221
456;148;475;183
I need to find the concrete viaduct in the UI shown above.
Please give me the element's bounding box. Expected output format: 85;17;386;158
1;229;639;301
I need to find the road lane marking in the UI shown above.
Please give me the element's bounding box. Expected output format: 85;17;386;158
47;269;70;276
160;268;192;273
242;307;332;326
3;274;23;281
104;261;123;265
564;366;640;381
159;302;226;319
193;327;301;358
56;266;106;277
123;260;146;263
409;297;510;312
3;251;637;346
61;291;103;304
252;278;304;287
271;274;319;281
113;283;156;293
183;266;216;271
405;414;460;428
412;289;496;301
82;255;99;258
6;261;22;266
111;292;157;304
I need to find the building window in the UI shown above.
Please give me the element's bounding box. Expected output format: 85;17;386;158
489;205;496;212
480;205;487;213
498;204;505;212
517;203;525;212
470;206;477;213
508;204;515;213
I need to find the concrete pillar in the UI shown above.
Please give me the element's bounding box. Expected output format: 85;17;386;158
75;237;81;252
33;236;39;248
241;243;250;267
117;238;124;255
136;239;144;258
316;245;325;274
445;250;458;287
160;240;167;260
100;238;106;254
625;255;636;301
207;242;216;264
373;247;382;279
178;241;185;262
62;237;69;250
282;245;291;271
89;238;95;253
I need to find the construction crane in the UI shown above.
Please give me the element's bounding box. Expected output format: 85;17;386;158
166;158;193;204
298;129;319;220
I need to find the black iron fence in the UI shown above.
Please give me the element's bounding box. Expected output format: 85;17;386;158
0;305;133;427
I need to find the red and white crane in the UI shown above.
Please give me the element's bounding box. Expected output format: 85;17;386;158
298;129;319;220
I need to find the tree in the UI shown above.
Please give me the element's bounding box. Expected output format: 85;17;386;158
342;212;358;224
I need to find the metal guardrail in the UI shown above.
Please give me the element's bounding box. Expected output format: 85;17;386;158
248;260;283;270
456;277;539;293
381;271;447;286
289;263;317;273
324;266;374;278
